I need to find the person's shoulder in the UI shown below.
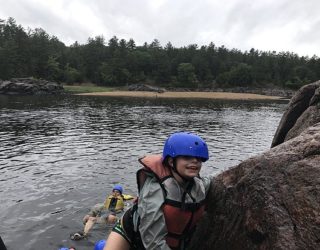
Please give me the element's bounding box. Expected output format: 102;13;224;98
140;174;162;191
199;174;214;181
195;175;213;187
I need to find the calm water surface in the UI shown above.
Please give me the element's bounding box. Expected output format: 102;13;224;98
0;95;288;250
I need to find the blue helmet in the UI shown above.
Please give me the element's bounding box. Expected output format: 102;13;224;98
112;184;123;194
94;240;106;250
163;132;209;162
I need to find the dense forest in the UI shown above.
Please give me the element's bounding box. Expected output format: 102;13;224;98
1;17;320;89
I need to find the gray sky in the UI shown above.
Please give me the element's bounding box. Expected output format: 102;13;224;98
1;0;320;57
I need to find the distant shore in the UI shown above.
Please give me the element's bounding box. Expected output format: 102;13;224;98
75;91;287;100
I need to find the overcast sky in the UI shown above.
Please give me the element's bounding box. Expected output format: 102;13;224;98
1;0;320;57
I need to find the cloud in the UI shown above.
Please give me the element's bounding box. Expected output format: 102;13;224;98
219;0;320;55
0;0;319;56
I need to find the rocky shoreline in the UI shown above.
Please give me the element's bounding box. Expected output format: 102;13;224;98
77;91;285;100
207;86;295;98
0;79;295;98
125;83;296;98
0;78;64;95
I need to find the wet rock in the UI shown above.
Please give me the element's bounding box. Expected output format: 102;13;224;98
0;77;64;95
271;81;320;147
190;123;320;250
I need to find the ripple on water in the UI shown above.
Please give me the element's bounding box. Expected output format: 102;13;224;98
0;96;287;249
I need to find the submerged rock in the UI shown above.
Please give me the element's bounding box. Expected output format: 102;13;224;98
0;77;64;95
190;82;320;250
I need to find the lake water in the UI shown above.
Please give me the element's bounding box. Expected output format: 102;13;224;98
0;95;288;250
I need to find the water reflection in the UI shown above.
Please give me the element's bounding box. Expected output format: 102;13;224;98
0;95;287;249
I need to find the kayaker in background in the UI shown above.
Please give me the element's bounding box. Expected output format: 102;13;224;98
104;132;213;250
70;184;134;240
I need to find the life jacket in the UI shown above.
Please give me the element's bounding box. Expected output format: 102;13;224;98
103;195;125;212
137;155;206;249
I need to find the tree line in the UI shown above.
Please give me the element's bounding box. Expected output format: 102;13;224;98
1;17;320;89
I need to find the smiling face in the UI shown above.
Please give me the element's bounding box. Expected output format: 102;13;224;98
112;190;121;197
169;156;203;181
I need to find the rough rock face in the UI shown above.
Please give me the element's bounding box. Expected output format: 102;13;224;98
190;124;320;250
0;78;64;95
272;81;320;147
189;83;320;250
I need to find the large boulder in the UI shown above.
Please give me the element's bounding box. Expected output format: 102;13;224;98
190;123;320;250
0;77;64;95
189;82;320;250
271;81;320;147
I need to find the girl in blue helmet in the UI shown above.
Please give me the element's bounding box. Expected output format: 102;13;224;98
104;132;213;250
70;185;134;240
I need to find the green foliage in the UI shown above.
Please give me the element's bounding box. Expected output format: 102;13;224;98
1;17;320;90
293;65;315;83
46;56;62;81
177;63;197;87
228;63;253;86
127;38;136;50
98;62;130;86
216;72;231;86
285;77;304;89
216;64;253;87
64;64;82;83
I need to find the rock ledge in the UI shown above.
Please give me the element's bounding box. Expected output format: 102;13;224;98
0;78;64;95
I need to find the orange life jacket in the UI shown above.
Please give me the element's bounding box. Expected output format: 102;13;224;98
137;155;206;249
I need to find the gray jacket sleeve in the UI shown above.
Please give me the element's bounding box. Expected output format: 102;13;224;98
201;174;214;195
137;175;172;250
